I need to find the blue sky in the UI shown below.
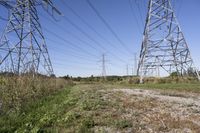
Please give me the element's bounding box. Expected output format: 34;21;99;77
0;0;200;77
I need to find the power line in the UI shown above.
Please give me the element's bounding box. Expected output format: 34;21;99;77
46;37;86;55
53;55;123;72
41;8;128;64
129;0;142;33
60;10;130;64
44;28;128;65
39;12;103;54
54;63;100;71
53;60;97;67
177;0;183;18
45;35;99;59
0;16;8;21
45;32;128;67
61;0;128;56
134;0;145;27
86;0;134;55
47;44;98;62
62;14;108;52
43;27;99;58
48;49;97;63
48;41;128;70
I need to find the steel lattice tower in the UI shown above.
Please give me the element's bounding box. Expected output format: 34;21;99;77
101;54;106;79
0;0;60;76
137;0;200;83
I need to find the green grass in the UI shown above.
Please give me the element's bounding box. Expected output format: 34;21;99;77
0;86;77;132
113;82;200;93
0;84;132;132
1;82;200;132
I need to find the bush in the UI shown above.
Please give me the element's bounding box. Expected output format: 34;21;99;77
128;77;140;84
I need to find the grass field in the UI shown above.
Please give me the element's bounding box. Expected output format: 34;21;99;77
122;82;200;92
1;83;200;132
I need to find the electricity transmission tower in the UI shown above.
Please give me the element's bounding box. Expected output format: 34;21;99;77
126;64;129;76
101;54;106;80
0;0;61;76
134;53;137;76
137;0;200;83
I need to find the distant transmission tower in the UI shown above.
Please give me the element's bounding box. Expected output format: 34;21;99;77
137;0;200;83
126;64;129;76
134;53;137;76
101;54;106;79
0;0;61;76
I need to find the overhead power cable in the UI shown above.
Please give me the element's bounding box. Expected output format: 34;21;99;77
134;0;145;27
52;58;97;65
41;8;128;64
47;45;97;63
54;63;100;71
46;33;126;65
43;27;99;58
61;0;126;53
177;0;183;18
129;0;142;33
0;16;8;21
86;0;134;55
62;14;107;52
61;13;130;64
39;12;103;54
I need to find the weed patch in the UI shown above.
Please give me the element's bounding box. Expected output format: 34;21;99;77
115;119;132;129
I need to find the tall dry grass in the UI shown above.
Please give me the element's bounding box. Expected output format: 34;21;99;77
0;75;73;113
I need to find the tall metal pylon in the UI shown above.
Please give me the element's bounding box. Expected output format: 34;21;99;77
137;0;200;83
134;53;137;76
0;0;61;76
126;64;129;76
101;54;106;79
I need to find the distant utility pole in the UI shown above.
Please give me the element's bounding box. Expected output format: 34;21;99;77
132;67;134;76
134;53;137;76
126;64;129;76
101;54;106;80
137;0;200;83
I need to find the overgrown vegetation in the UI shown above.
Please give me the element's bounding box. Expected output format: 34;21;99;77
0;86;74;132
0;75;73;113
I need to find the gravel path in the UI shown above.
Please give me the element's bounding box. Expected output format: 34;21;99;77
113;89;200;107
109;88;200;132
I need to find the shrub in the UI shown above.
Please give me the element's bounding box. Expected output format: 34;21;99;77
128;77;140;84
